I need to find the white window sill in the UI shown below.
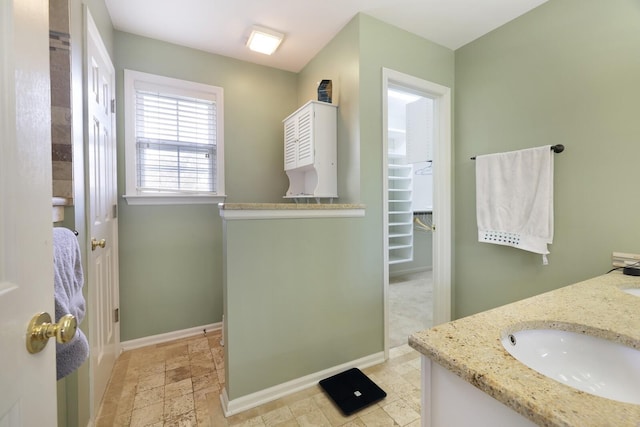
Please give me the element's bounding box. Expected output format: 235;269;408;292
123;193;227;206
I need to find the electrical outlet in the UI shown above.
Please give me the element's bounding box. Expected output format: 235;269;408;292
612;252;640;268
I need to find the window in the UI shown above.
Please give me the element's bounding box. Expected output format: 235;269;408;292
123;70;225;205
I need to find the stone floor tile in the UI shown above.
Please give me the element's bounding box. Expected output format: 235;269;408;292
97;333;421;427
381;399;419;426
165;377;194;399
130;401;164;427
133;385;165;409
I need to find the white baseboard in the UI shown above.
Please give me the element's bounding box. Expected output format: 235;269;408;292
220;351;385;417
120;322;222;352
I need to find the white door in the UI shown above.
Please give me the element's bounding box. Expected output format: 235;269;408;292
85;10;119;417
0;0;57;425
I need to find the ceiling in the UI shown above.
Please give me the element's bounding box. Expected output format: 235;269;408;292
105;0;549;73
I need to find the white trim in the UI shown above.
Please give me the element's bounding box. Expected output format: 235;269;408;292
422;356;432;427
382;68;452;358
120;322;222;352
123;69;225;203
220;351;385;417
219;208;365;220
123;194;226;206
382;72;391;361
430;78;453;326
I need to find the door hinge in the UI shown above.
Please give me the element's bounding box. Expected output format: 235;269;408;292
114;308;119;323
110;98;116;114
113;203;118;219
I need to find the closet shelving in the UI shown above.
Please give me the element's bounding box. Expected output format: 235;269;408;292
388;160;413;264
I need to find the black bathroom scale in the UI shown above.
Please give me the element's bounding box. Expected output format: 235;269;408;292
319;367;386;415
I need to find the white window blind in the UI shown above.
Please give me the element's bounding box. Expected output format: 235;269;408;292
135;89;217;193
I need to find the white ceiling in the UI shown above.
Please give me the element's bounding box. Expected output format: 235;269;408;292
105;0;549;73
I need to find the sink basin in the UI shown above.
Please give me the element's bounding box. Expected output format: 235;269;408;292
622;288;640;297
502;328;640;404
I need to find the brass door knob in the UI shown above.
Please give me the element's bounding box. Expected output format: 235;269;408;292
91;238;106;251
26;312;77;354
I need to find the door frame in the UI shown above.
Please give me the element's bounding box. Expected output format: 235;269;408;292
382;68;452;355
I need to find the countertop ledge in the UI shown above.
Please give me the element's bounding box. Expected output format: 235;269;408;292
409;273;640;427
219;202;365;210
218;203;365;219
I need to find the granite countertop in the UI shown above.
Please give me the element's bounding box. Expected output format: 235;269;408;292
409;273;640;427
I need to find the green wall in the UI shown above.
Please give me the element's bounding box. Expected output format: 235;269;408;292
297;17;361;202
357;14;453;293
113;32;298;341
223;14;455;400
224;216;381;398
224;16;379;400
454;0;640;318
358;14;454;223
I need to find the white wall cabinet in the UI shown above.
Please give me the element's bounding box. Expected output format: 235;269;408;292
283;101;337;202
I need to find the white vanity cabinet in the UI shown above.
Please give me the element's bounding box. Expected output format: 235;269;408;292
420;358;537;427
283;101;337;202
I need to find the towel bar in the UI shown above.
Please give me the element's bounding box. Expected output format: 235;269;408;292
471;144;564;160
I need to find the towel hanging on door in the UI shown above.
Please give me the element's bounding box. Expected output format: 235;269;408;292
475;145;554;264
53;227;89;379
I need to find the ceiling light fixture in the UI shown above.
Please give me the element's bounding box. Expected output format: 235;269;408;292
247;25;284;55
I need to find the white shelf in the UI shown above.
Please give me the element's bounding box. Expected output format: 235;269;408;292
390;232;412;238
389;254;412;265
390;244;413;250
387;160;413;264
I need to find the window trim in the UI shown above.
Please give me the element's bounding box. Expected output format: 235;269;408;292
123;69;226;205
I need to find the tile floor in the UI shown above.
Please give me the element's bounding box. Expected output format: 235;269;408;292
96;329;422;427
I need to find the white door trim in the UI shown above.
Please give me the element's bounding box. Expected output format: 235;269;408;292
382;68;452;356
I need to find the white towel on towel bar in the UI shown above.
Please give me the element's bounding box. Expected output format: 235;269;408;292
475;145;554;263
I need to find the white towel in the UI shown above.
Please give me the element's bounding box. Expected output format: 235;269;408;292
475;145;554;263
53;227;89;380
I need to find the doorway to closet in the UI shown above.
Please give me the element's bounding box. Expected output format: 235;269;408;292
382;69;452;354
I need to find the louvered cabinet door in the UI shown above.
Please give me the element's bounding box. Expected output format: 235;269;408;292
284;118;298;170
294;106;314;168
